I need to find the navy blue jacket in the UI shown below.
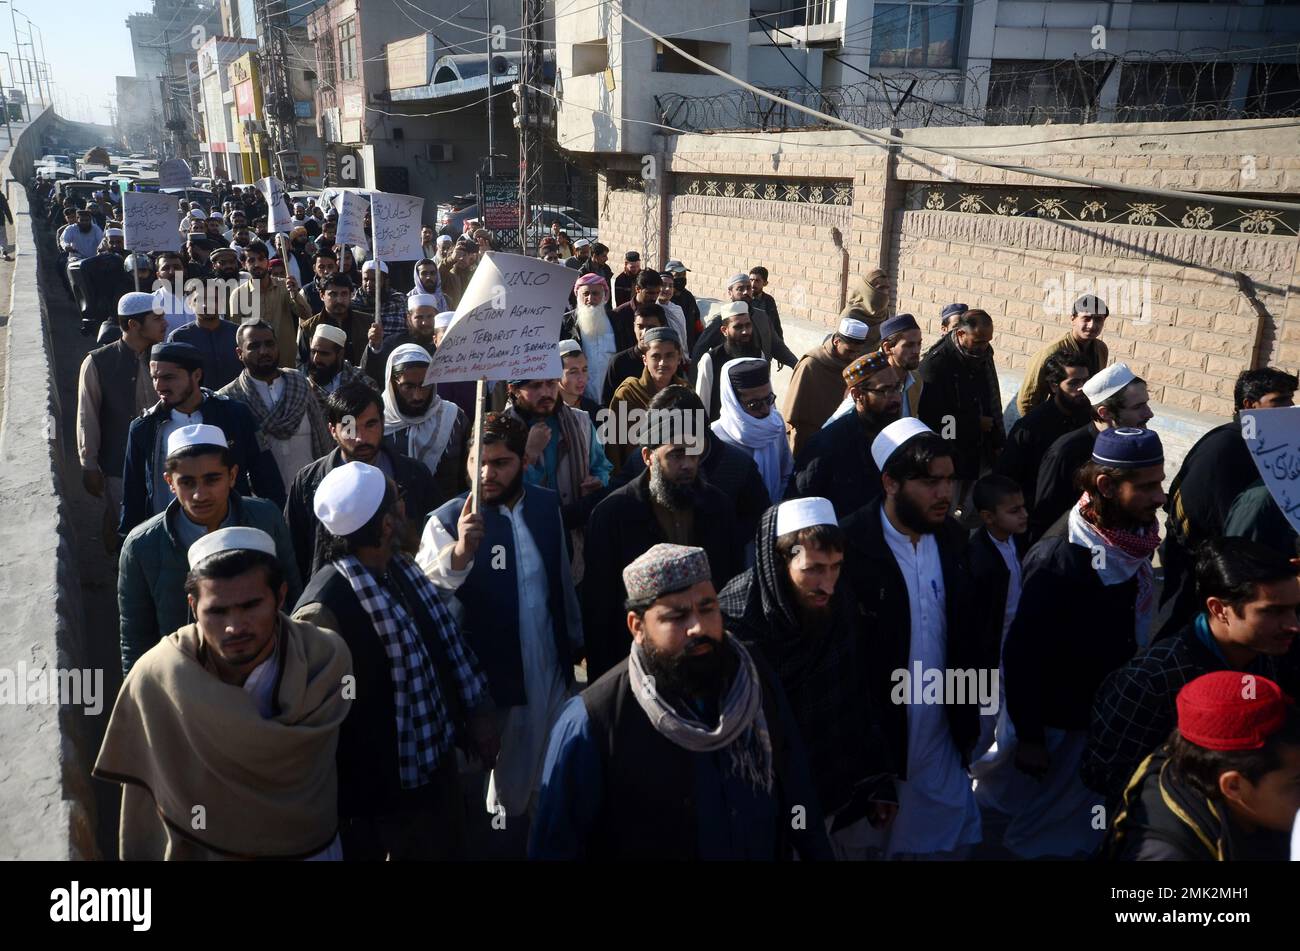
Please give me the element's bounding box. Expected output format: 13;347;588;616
119;389;285;539
432;484;579;708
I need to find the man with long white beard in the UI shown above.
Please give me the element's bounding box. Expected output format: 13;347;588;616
568;272;617;406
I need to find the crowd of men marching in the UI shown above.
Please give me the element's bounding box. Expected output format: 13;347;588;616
52;175;1300;861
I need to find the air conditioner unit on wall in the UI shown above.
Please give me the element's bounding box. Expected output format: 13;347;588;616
427;143;453;162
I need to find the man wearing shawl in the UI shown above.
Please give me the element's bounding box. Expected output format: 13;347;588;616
781;316;869;457
720;499;898;858
382;343;467;503
294;463;497;859
712;358;793;505
94;527;351;860
220;321;334;492
408;257;449;312
531;543;832;860
840;268;891;350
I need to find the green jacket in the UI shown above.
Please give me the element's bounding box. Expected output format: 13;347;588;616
117;493;302;676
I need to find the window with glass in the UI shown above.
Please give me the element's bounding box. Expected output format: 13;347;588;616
338;18;358;81
869;0;963;69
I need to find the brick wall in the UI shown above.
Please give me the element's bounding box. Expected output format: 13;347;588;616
590;122;1300;420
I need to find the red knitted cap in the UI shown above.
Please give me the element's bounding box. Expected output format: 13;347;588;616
1176;671;1292;751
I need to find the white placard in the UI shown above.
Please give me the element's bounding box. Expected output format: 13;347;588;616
122;191;181;253
158;158;193;189
256;176;293;233
1240;407;1300;533
369;190;425;262
335;190;369;249
424;252;572;384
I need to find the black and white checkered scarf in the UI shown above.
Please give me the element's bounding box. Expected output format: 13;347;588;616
333;553;489;788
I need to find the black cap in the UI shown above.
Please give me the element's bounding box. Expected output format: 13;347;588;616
150;342;204;372
625;250;640;262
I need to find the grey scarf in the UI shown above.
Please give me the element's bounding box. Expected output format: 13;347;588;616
628;634;774;795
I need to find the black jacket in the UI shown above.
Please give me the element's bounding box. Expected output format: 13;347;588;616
600;345;642;406
1156;421;1260;640
1031;424;1097;541
839;502;983;779
77;252;131;321
284;445;439;583
916;332;1002;481
1082;619;1285;804
995;397;1089;512
788;410;883;520
294;563;481;818
1003;520;1140;743
610;436;769;553
582;470;740;680
967;527;1029;675
1106;748;1290;861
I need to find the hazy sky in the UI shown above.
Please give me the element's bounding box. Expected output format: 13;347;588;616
12;0;141;124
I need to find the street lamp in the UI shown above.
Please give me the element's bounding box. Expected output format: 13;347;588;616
0;2;31;120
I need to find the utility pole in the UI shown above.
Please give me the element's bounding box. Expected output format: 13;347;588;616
485;0;494;177
517;0;546;253
255;0;299;185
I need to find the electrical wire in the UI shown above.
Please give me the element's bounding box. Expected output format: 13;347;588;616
603;10;1300;214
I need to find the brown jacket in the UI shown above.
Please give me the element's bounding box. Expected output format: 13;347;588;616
783;339;853;458
1017;332;1109;417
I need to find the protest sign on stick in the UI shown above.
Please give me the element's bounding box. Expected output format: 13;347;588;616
123;190;181;255
424;251;573;510
256;176;294;233
335;191;369;249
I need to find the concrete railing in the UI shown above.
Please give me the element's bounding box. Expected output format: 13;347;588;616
0;106;98;860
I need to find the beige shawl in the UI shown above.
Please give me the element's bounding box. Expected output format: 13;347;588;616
93;615;352;860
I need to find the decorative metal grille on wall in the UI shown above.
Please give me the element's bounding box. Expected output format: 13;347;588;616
675;176;854;205
906;183;1299;237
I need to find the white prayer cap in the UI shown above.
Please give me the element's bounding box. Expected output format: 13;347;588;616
311;323;348;349
1082;362;1137;405
434;310;456;331
559;338;583;357
362;259;389;273
573;237;591;249
727;272;750;288
104;227;124;238
208;211;225;220
390;342;432;371
187;526;277;570
188;209;205;220
436;234;452;245
408;293;440;311
837;317;868;341
721;301;749;319
166;423;228;458
118;291;159;316
313;461;388;537
871;417;934;472
775;497;837;537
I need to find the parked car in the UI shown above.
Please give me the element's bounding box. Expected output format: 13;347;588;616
462;203;599;251
436;194;479;237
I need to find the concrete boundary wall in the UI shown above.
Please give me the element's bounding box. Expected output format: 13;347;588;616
0;108;98;860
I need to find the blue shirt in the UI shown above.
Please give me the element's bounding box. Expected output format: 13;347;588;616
523;413;613;493
168;319;243;392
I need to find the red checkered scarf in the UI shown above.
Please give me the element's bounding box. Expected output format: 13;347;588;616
1078;492;1162;561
